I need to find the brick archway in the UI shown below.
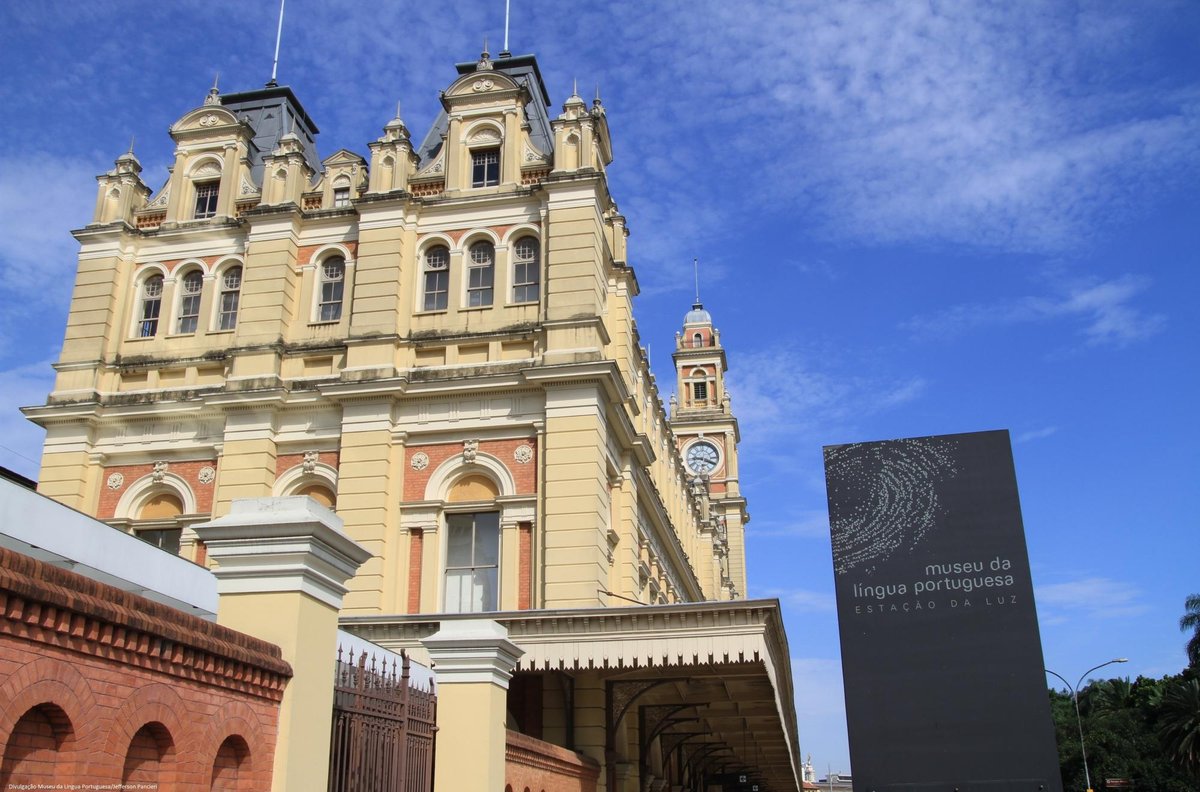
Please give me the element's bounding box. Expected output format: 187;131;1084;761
196;700;269;790
94;684;188;786
0;659;99;782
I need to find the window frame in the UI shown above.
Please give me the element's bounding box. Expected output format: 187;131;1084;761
138;274;164;338
193;181;220;219
470;147;500;188
422;245;450;312
465;241;495;308
511;236;540;304
176;270;204;334
443;510;501;613
217;265;242;331
316;256;346;322
332;185;351;208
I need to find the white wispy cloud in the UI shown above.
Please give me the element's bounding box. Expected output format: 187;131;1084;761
749;510;832;539
903;275;1166;348
726;346;927;451
1036;576;1148;620
1015;426;1059;444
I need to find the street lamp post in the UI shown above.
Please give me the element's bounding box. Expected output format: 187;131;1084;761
1045;658;1129;792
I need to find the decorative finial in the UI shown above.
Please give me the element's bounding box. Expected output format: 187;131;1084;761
127;134;136;155
395;100;402;119
693;257;701;306
476;38;494;71
573;77;579;96
204;73;221;106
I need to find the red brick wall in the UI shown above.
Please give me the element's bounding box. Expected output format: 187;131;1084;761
0;546;291;790
407;528;424;614
275;450;340;479
518;522;533;610
505;730;599;792
404;438;537;501
98;459;218;518
297;241;358;264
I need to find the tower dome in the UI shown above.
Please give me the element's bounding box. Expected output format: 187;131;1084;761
683;301;712;325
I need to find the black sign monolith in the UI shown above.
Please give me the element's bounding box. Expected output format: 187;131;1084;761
824;430;1060;792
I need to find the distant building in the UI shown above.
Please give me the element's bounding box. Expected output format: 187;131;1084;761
20;45;800;792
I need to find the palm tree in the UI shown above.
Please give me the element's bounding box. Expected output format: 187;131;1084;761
1182;593;1200;669
1157;677;1200;777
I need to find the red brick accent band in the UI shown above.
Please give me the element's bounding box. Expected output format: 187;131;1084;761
406;528;424;615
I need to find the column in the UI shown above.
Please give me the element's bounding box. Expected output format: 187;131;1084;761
422;620;525;792
193;497;371;792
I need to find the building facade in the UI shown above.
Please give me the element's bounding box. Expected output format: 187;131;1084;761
26;49;745;616
25;49;798;791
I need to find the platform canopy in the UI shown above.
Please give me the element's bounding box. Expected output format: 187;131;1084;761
342;599;802;792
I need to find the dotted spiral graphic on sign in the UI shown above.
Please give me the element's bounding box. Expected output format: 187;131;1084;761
825;436;959;575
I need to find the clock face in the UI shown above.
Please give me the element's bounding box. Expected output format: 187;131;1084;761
686;441;720;474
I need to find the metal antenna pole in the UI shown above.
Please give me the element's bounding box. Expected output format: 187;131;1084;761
693;257;700;304
503;0;511;52
270;0;286;84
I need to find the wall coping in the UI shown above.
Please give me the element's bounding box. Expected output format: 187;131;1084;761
0;545;292;701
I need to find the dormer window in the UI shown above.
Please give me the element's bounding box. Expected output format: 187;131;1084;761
471;148;500;187
333;186;350;207
193;181;219;219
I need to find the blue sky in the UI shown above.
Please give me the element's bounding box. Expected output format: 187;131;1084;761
1;0;1198;775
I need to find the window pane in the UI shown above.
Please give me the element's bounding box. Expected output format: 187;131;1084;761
424;270;448;311
219;292;240;330
446;515;473;566
445;569;472;613
474;568;498;611
474;512;500;565
194;182;219;219
471;148;500;187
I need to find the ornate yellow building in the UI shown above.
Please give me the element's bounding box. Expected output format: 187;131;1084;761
25;50;797;791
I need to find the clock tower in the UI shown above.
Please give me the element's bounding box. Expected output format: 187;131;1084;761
670;300;748;598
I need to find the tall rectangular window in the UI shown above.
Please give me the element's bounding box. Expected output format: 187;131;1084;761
512;237;539;303
444;512;499;613
692;381;708;402
466;242;495;307
333;186;351;207
177;271;203;334
139;275;163;337
318;258;345;321
471;148;500;187
193;182;219;219
218;266;242;330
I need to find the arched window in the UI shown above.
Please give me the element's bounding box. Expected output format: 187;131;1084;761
176;271;204;334
423;245;450;311
692;332;704;348
294;483;336;509
512;237;539;303
218;266;242;330
466;241;495;307
317;257;345;321
138;275;164;337
136;492;183;554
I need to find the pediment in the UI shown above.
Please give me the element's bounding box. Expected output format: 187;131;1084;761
323;148;367;167
172;106;241;133
445;70;520;99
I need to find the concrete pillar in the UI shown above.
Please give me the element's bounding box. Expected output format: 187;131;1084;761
193;497;371;792
422;620;524;792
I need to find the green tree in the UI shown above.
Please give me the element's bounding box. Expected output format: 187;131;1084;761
1181;593;1200;669
1157;677;1200;778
